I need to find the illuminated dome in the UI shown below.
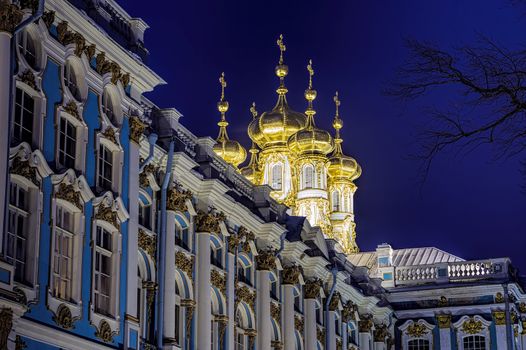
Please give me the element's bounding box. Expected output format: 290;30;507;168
288;60;334;156
248;35;306;150
213;73;247;168
327;92;361;181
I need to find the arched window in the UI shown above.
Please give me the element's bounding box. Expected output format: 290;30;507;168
347;322;357;345
271;163;283;190
331;190;340;212
7;182;30;283
93;225;115;316
237;255;253;286
408;339;430;350
17;29;38;69
64;61;82;101
138;201;152;230
102;87;122;126
270;272;278;300
303;165;314;189
463;336;486;350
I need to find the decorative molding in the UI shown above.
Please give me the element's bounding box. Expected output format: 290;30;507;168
195;208;225;234
255;248;276;271
53;304;75;329
166;184;192;212
95;203;120;230
175;251;193;277
63;101;81;121
0;308;13;350
95;320;114;343
11;158;38;185
373;324;388;342
436;314;451;329
129;117;146;144
328;291;341;311
138;229;156;259
19;70;37;90
492;310;506;326
55;183;82;209
304;278;323;299
282;264;302;285
406;323;427;337
358;314;373;333
461;317;484;334
0;2;22;33
211;270;226;294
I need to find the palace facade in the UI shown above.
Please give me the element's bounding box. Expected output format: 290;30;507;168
0;1;524;350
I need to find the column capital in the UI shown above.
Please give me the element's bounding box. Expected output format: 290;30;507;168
328;291;341;311
129;116;147;144
373;324;388;342
196;208;225;234
358;314;373;333
167;183;193;212
0;2;22;34
492;310;506;325
304;278;323;299
256;248;277;270
341;300;357;323
282;264;302;285
436;313;451;329
175;251;194;277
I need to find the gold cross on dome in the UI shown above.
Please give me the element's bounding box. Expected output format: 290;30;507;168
307;59;314;89
334;91;340;115
250;102;258;119
219;72;227;100
277;34;286;64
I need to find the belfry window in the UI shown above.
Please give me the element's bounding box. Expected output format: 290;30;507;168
6;183;29;283
57;117;77;169
303;165;314;189
93;226;113;316
12;87;34;146
331;190;340;212
408;339;430;350
271;163;283;190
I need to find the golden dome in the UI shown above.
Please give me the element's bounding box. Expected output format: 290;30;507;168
327;92;361;181
287;60;334;156
248;35;307;150
213;73;247;167
240;103;261;183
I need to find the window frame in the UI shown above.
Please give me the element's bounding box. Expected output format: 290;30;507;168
96;136;123;194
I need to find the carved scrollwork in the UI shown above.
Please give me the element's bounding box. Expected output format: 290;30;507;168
196;209;225;234
41;10;55;29
0;2;22;33
55;182;82;209
0;308;13;350
328;291;341;311
256;248;276;271
63;101;81;120
167;184;192;212
304;278;323;299
270;302;281;322
95;320;114;343
11;158;38;185
211;270;226;294
341;300;356;322
373;324;388;342
129;116;146;144
406;323;427;337
20;70;36;90
436;314;451;329
138;229;156;259
461;317;483;334
358;314;373;333
95;204;120;229
175;251;193;277
53;304;74;329
282;264;302;285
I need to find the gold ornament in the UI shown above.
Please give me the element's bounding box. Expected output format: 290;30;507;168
129;117;146;144
495;292;504;303
95;320;114;343
175;251;193;277
406;323;427;337
138;229;156;259
41;10;55;28
166;184;192;212
95;204;120;229
0;308;13;350
55;183;82;209
211;270;226;294
0;2;22;33
295;315;304;333
461;317;483;334
20;70;37;90
304;278;323;299
436;314;451;329
255;248;276;271
358;314;373;333
102;127;118;144
63;101;81;120
374;324;388;342
492;310;506;326
195;209;225;234
328;291;341;311
53;304;74;329
341;300;356;322
282;264;302;285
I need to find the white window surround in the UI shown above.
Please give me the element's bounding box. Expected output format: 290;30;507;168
96;131;124;194
399;319;435;350
12;81;46;150
55;109;88;172
101;85;124;127
62;57;88;103
7;143;53;303
16;23;46;72
453;315;491;350
90;193;129;333
48;170;93;322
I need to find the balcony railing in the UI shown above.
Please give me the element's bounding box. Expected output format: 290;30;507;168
392;258;510;286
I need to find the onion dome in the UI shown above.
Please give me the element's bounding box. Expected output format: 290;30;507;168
213;72;247;167
248;34;307;150
287;60;334;156
240;103;261;183
327;92;361;181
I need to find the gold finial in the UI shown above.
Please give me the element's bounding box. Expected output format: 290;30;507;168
277;34;286;65
250;102;258;119
332;91;344;149
217;72;229;115
334;91;341;117
219;72;227;101
307;59;314;89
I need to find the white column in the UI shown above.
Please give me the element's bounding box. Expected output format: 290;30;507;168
125;140;140;349
162;211;177;347
196;231;211;350
256;269;271;350
374;340;386;350
493;311;508;350
326;311;336;350
226;251;235;350
305;299;317;350
341;322;348;350
283;285;295;349
520;327;526;350
436;315;452;350
359;332;372;350
0;30;13;254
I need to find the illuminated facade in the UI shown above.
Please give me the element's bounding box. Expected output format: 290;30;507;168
0;1;525;350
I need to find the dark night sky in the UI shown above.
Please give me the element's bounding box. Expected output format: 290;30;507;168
124;0;526;272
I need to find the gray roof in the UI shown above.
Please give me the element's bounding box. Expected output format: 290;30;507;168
347;247;463;274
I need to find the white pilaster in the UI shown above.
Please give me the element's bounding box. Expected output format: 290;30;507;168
196;231;211;350
305;299;317;350
0;31;12;254
227;252;235;350
495;323;508;349
326;311;336;350
439;328;451;349
283;285;295;349
374;341;386;350
163;211;177;348
341;322;348;350
359;332;372;350
256;269;271;350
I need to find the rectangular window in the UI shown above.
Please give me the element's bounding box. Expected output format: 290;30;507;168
12;88;34;145
58;117;77;169
138;203;151;229
98;144;113;191
53;206;74;300
6;183;29;283
94;226;113;316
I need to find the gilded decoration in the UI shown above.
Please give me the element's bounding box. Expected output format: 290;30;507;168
120;73;130;87
295;315;304;333
129;117;146;144
166;184;192;212
181;299;195;336
271;341;282;350
102;127;118;144
256;248;276;271
96;52;111;75
55;182;82;209
374;324;388;342
41;10;54;28
358;314;373;333
84;44;96;61
437;296;448;307
336;339;342;350
328;291;341;311
110;62;121;84
95;320;114;343
461;317;483;334
495;292;504;303
236;285;256;312
143;281;157;330
175;251;193;277
53;304;74;329
522;320;526;335
95;204;120;229
270;302;281;321
282;264;302;285
11;158;38;185
196;209;225;234
246;329;257;349
237;226;255;253
406;323;427;337
0;1;22;33
227;232;240;254
304;278;323;299
492;310;506;325
317;327;325;343
211;270;226;294
140;163;156;188
216;315;228;345
138;229;156;258
15;335;26;350
0;308;13;350
341;300;356;322
519;302;526;313
436;314;451;329
63;101;81;120
20;70;36;90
